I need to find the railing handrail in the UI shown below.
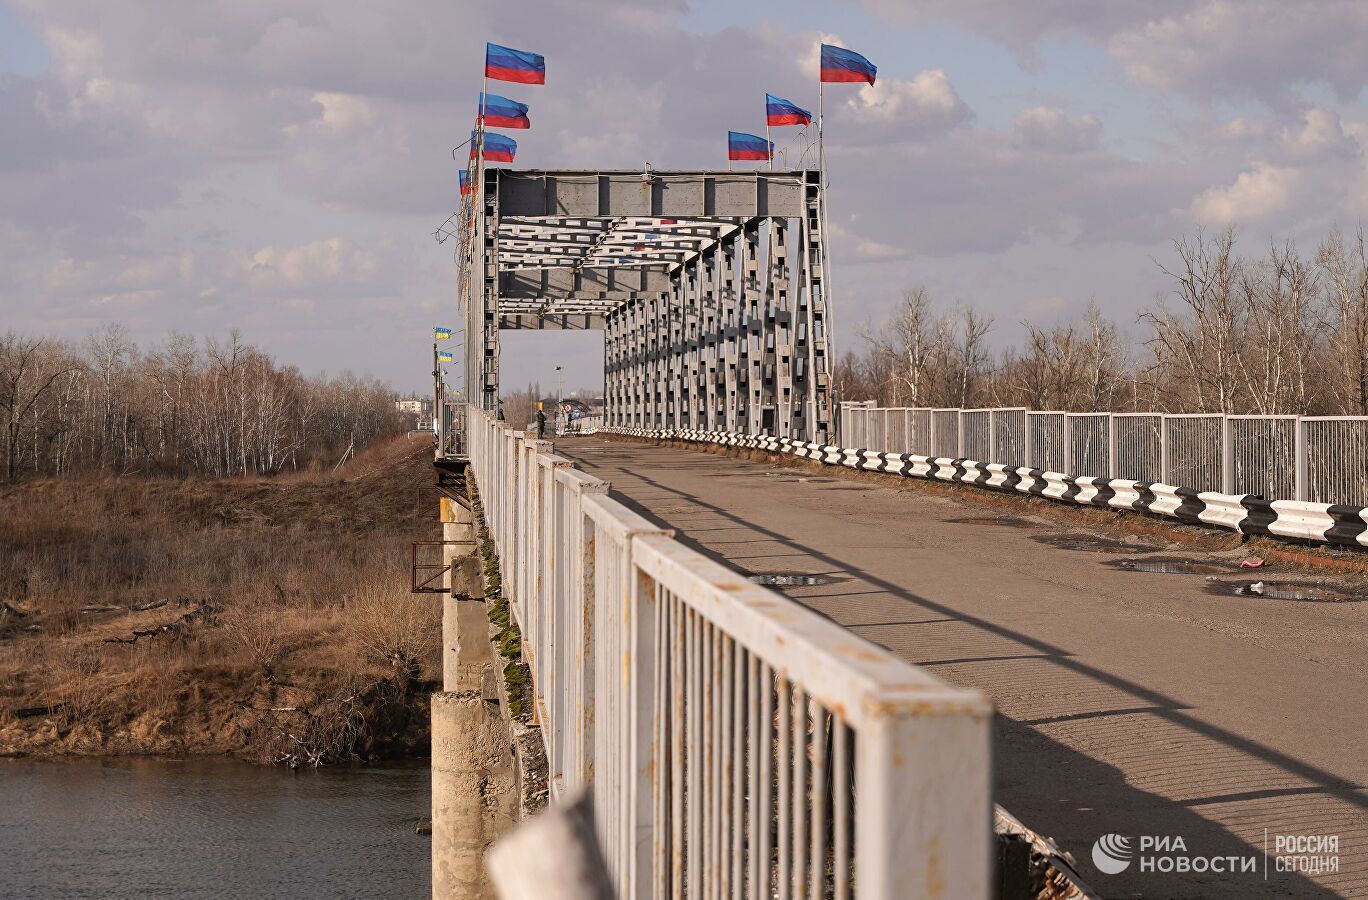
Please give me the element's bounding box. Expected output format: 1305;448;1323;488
467;404;993;899
630;533;987;719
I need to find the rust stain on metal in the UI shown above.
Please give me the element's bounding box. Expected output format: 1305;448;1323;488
924;836;946;899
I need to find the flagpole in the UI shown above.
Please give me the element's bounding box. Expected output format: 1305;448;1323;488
767;120;773;171
817;72;840;443
479;71;488;184
478;66;488;411
818;78;824;189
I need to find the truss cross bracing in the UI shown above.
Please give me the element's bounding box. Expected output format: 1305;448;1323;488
459;169;833;442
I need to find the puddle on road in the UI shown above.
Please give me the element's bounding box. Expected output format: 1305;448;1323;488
1034;533;1158;554
1205;580;1365;603
747;573;837;587
1112;558;1232;575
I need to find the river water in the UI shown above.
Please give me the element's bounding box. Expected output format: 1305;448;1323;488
0;758;430;899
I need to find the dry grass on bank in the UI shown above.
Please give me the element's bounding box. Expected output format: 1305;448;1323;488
0;433;442;766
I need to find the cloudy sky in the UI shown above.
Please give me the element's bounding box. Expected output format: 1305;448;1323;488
5;1;1368;394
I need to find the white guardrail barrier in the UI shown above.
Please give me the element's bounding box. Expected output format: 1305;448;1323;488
608;427;1368;550
466;407;993;900
839;403;1368;508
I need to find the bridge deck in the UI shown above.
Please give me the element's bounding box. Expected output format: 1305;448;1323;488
555;435;1368;898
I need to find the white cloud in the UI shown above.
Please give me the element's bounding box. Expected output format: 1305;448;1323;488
1189;162;1300;223
1280;107;1357;159
312;91;375;131
1013;106;1102;152
1109;2;1368;101
842;69;973;134
246;238;381;292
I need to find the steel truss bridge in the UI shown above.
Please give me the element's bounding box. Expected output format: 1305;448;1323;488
432;168;1368;900
459;169;834;443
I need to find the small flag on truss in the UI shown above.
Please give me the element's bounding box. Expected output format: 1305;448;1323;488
471;130;517;163
459;170;473;196
438;350;454;362
765;94;812;126
485;43;546;84
728;131;772;161
820;44;877;85
479;93;530;129
434;327;453;339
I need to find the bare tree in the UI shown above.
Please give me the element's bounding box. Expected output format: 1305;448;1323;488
0;335;79;481
1317;226;1368;415
0;327;405;481
1142;227;1244;412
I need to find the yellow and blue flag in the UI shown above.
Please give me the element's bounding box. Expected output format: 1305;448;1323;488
437;350;454;362
434;326;453;339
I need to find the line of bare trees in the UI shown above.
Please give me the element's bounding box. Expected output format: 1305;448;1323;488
0;326;407;481
838;225;1368;417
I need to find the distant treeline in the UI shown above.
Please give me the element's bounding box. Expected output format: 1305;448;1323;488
0;326;406;480
837;226;1368;417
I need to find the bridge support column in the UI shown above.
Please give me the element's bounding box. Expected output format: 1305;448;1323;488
432;477;513;900
431;691;516;899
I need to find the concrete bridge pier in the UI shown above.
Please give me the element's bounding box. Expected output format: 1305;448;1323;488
432;483;515;899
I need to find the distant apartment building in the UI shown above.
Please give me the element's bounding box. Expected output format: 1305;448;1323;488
395;397;433;431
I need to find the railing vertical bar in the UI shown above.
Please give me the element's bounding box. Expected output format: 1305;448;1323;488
730;641;745;899
758;664;774;900
703;622;717;900
688;609;702;900
776;675;792;900
719;634;734;898
833;718;850;900
809;701;828;900
653;577;671;898
747;656;762;900
671;595;685;900
791;687;808;900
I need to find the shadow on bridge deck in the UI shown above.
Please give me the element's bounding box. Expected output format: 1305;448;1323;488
556;435;1368;899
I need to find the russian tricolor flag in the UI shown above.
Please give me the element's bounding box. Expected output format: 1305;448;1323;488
479;93;530;129
485;43;545;85
820;44;877;85
728;131;772;162
459;170;473;196
765;94;811;127
471;130;517;163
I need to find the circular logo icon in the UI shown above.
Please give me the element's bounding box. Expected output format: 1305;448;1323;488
1092;834;1133;875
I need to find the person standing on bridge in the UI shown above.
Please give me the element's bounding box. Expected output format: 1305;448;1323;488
536;403;547;439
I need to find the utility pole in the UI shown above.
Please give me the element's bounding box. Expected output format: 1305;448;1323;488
432;342;443;451
555;366;563;405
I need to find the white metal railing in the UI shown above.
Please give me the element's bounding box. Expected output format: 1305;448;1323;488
840;403;1368;506
558;412;605;435
467;406;992;899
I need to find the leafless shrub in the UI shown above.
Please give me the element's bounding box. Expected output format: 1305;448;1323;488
344;575;440;686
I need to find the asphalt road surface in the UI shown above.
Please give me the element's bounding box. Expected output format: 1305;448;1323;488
556;435;1368;899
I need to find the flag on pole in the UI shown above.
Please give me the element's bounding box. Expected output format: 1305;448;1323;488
819;44;877;84
434;327;453;339
458;170;473;195
485;43;546;84
438;350;454;362
727;131;773;161
471;130;517;163
765;94;812;126
479;93;530;129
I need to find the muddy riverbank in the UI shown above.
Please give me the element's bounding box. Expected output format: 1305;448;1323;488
0;434;441;766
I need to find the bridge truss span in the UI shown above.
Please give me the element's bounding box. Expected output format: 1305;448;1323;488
461;169;835;443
